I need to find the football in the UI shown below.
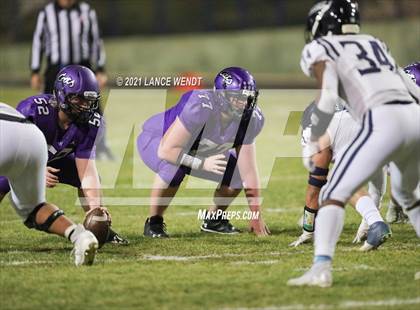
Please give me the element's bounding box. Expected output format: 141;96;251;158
83;208;111;248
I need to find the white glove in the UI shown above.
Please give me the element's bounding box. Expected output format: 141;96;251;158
289;230;314;247
302;140;320;172
352;218;368;244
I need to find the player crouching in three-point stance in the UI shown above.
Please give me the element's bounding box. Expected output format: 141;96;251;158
288;0;420;287
0;65;128;245
0;103;98;266
138;67;270;237
291;102;389;251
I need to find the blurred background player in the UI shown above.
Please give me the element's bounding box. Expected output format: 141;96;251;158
288;0;420;287
137;67;270;237
0;102;98;266
291;102;389;251
385;62;420;223
30;0;113;159
0;65;128;245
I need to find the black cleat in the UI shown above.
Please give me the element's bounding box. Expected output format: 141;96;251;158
144;215;169;238
106;228;129;245
200;219;241;235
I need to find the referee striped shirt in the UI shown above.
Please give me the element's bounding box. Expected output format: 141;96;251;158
30;1;105;73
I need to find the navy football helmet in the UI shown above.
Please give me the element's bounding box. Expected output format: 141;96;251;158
214;67;258;120
305;0;360;43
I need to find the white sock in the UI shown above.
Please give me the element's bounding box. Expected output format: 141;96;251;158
314;205;345;259
406;207;420;237
64;224;85;243
355;196;383;226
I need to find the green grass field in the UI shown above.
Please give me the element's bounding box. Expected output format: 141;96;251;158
0;88;419;310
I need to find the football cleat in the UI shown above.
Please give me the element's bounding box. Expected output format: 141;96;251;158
287;261;332;288
72;227;98;266
106;228;129;245
352;219;369;244
359;221;391;251
144;216;169;238
386;201;409;223
289;230;313;247
200;219;241;234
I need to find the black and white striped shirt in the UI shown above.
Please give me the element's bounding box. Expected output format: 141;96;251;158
31;1;106;73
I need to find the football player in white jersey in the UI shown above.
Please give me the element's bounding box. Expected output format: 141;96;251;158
0;102;98;266
290;102;389;250
288;0;420;287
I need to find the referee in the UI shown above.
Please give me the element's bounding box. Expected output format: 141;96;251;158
30;0;107;93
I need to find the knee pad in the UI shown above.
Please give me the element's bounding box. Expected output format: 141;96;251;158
308;166;329;188
24;203;65;232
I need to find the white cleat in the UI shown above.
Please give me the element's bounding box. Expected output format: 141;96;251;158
289;230;313;247
353;219;368;244
415;272;420;280
287;261;332;288
386;201;409;223
72;227;98;266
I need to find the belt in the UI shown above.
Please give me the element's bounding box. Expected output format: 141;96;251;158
384;100;414;105
0;113;32;124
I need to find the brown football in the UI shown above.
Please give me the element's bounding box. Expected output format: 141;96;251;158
83;208;110;248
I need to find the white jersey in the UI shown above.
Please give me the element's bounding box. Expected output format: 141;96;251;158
301;34;413;121
301;110;359;161
0;102;25;118
326;110;359;161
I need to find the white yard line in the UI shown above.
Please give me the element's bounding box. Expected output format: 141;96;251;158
231;260;280;266
223;297;420;310
0;260;53;266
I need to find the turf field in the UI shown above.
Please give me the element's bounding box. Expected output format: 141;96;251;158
0;87;419;310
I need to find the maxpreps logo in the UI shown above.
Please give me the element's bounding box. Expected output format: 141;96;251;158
58;73;75;87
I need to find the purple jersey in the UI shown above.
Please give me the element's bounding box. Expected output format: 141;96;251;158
142;90;264;157
16;94;102;162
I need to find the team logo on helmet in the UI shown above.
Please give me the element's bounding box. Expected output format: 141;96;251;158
220;72;233;85
57;73;75;87
404;69;416;83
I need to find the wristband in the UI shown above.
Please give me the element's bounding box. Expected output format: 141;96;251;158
179;153;203;170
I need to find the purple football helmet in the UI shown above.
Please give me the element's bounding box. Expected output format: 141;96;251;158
214;67;258;120
54;65;100;124
404;62;420;87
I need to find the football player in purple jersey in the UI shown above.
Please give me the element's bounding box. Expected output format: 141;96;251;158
138;67;270;237
0;65;128;245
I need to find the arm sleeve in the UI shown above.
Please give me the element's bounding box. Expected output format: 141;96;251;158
75;118;103;159
16;98;37;122
242;108;264;145
89;8;106;72
75;128;98;159
30;10;46;73
300;39;337;77
178;94;212;134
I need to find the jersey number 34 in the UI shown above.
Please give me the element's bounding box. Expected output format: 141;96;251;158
340;40;395;76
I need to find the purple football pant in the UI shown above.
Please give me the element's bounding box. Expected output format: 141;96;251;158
48;155;81;188
137;131;243;188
